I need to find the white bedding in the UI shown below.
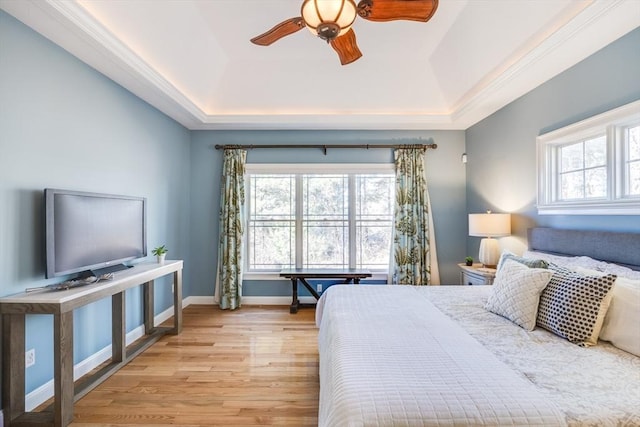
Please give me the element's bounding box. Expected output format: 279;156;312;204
316;285;640;427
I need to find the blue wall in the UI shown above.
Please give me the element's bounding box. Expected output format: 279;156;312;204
0;11;191;395
189;130;467;297
465;28;640;257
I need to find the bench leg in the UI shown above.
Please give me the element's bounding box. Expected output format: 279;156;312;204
290;279;299;313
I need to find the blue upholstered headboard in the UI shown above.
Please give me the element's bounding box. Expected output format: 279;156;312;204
527;228;640;271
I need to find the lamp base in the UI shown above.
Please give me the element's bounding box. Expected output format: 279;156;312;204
478;237;500;268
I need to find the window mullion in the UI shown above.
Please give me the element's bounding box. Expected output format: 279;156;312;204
348;175;356;269
295;174;303;269
614;124;625;199
607;125;617;201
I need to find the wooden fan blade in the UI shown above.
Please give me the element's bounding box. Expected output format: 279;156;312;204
357;0;438;22
330;29;363;66
250;17;305;46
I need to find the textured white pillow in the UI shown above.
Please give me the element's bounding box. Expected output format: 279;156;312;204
575;267;640;356
485;259;553;331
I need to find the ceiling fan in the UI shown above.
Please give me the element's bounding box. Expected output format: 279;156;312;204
250;0;439;65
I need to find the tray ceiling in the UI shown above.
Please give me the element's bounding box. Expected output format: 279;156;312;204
2;0;638;130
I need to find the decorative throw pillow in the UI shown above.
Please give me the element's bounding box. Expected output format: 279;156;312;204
600;276;640;356
574;267;640;356
485;259;553;331
496;250;549;272
536;264;616;346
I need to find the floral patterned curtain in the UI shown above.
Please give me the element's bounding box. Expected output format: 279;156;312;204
390;147;439;285
214;149;246;310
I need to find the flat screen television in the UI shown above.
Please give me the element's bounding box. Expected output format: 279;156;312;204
45;189;147;278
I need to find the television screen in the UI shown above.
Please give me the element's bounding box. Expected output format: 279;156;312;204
45;189;147;278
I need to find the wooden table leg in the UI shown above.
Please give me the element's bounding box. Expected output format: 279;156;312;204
54;311;74;427
2;313;26;424
290;278;299;314
172;270;183;334
143;280;154;335
112;292;125;363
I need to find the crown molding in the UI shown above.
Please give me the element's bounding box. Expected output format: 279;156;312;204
2;0;638;130
451;0;640;127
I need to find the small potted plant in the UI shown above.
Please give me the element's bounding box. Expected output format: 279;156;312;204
152;245;168;264
465;256;473;266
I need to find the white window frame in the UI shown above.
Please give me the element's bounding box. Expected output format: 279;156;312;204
244;163;395;280
537;100;640;215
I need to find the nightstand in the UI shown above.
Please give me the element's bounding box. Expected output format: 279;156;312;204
458;263;496;286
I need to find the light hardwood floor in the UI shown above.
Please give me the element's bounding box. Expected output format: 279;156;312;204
70;305;319;426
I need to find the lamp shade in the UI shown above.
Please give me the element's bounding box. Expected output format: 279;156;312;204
468;213;511;237
301;0;357;41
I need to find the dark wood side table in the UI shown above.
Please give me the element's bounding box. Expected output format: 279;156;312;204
280;268;372;313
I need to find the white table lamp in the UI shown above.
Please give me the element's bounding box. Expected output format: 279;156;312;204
468;212;511;268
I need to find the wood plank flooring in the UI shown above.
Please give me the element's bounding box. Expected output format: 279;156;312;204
70;305;319;426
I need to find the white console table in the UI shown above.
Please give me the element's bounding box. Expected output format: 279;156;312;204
0;260;183;427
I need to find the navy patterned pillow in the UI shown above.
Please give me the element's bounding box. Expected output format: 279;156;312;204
536;264;616;346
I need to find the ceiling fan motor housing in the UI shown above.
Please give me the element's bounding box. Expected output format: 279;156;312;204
301;0;357;41
317;23;341;41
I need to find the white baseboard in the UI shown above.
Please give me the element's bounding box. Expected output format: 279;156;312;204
24;294;313;411
184;295;316;306
241;296;316;305
184;295;215;305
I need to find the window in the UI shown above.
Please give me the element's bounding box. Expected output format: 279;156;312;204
624;124;640;197
537;100;640;214
245;164;394;277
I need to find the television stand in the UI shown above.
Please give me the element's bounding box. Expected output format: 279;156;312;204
0;260;183;427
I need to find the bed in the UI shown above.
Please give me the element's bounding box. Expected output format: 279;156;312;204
315;228;640;426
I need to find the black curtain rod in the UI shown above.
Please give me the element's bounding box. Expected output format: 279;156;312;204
213;143;437;155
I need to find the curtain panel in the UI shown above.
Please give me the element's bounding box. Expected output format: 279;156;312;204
390;148;439;285
214;149;246;310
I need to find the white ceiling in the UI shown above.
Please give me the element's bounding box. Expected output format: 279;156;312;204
2;0;639;130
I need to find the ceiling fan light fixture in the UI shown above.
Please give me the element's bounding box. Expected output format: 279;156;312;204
301;0;357;42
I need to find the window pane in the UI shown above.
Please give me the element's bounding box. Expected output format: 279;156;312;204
304;223;347;268
630;161;640;196
251;175;294;219
585;167;607;198
304;175;348;218
250;222;294;269
560;142;583;172
629;126;640;161
356;175;394;218
560;171;584;200
584;136;606;168
303;175;348;268
356;223;392;269
356;174;394;269
248;174;295;270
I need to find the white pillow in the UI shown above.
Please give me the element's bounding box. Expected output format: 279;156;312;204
575;266;640;356
485;259;553;331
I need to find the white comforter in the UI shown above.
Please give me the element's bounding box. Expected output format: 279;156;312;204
316;285;567;427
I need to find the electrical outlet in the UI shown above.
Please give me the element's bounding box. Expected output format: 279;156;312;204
316;284;322;293
25;349;35;368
